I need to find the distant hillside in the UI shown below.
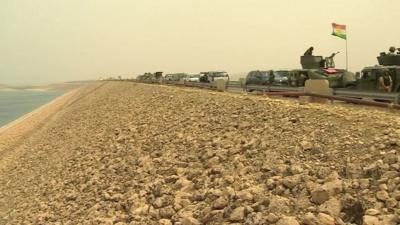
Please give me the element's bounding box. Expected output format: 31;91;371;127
0;84;18;91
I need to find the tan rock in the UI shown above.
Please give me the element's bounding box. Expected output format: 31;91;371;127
325;171;340;182
276;216;300;225
159;219;173;225
180;216;201;225
385;198;398;208
379;183;388;191
301;140;313;150
318;197;341;217
322;179;343;196
212;197;228;210
229;206;245;222
392;191;400;201
266;213;279;223
365;208;380;216
290;165;304;174
359;179;370;189
317;213;335;225
268;195;290;214
302;212;318;225
363;215;380;225
376;190;390;201
380;214;400;225
282;175;301;189
237;190;253;201
153;197;164;208
311;186;330;204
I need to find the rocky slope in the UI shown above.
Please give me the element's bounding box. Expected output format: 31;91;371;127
0;82;399;225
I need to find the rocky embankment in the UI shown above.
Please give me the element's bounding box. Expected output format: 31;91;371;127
0;82;399;225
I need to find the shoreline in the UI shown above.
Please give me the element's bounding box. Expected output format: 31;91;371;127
0;87;82;152
0;90;73;133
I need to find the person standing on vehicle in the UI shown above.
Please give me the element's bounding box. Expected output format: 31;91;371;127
388;46;396;55
304;46;314;56
379;71;392;92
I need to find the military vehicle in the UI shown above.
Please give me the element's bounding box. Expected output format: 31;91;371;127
356;52;400;92
164;73;188;82
199;71;230;83
273;70;290;86
286;53;356;88
183;73;201;82
245;70;289;86
137;72;163;81
245;70;273;86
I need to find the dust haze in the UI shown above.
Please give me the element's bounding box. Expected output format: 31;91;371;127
1;0;399;84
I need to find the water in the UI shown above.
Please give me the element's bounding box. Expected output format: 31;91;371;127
0;90;63;127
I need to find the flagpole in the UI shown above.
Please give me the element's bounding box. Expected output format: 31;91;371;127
345;29;348;71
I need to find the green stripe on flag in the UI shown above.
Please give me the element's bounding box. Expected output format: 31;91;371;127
332;23;347;40
332;31;346;40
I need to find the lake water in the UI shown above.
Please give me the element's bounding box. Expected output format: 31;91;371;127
0;90;63;127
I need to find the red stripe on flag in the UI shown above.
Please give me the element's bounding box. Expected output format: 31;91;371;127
332;23;346;30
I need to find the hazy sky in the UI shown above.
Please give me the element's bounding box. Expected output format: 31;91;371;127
1;0;400;84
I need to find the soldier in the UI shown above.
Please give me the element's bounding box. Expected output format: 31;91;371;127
379;70;392;92
325;52;339;68
388;46;396;55
304;47;314;56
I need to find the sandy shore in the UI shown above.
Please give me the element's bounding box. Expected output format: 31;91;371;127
0;82;399;224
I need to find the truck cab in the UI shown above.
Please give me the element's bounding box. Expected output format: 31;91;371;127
357;53;400;92
359;66;400;92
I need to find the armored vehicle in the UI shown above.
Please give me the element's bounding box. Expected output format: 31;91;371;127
357;52;400;92
287;68;356;88
287;53;356;88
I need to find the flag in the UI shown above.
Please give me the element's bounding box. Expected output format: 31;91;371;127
332;23;346;40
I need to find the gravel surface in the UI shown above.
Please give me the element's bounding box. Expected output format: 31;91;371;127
0;81;399;225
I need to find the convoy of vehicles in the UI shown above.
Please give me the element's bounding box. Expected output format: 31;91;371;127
137;71;230;83
135;47;400;97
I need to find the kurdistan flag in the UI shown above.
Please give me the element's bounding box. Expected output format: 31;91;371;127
332;23;346;40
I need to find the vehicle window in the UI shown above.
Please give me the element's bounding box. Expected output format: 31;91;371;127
259;71;269;79
361;71;372;79
274;71;288;78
